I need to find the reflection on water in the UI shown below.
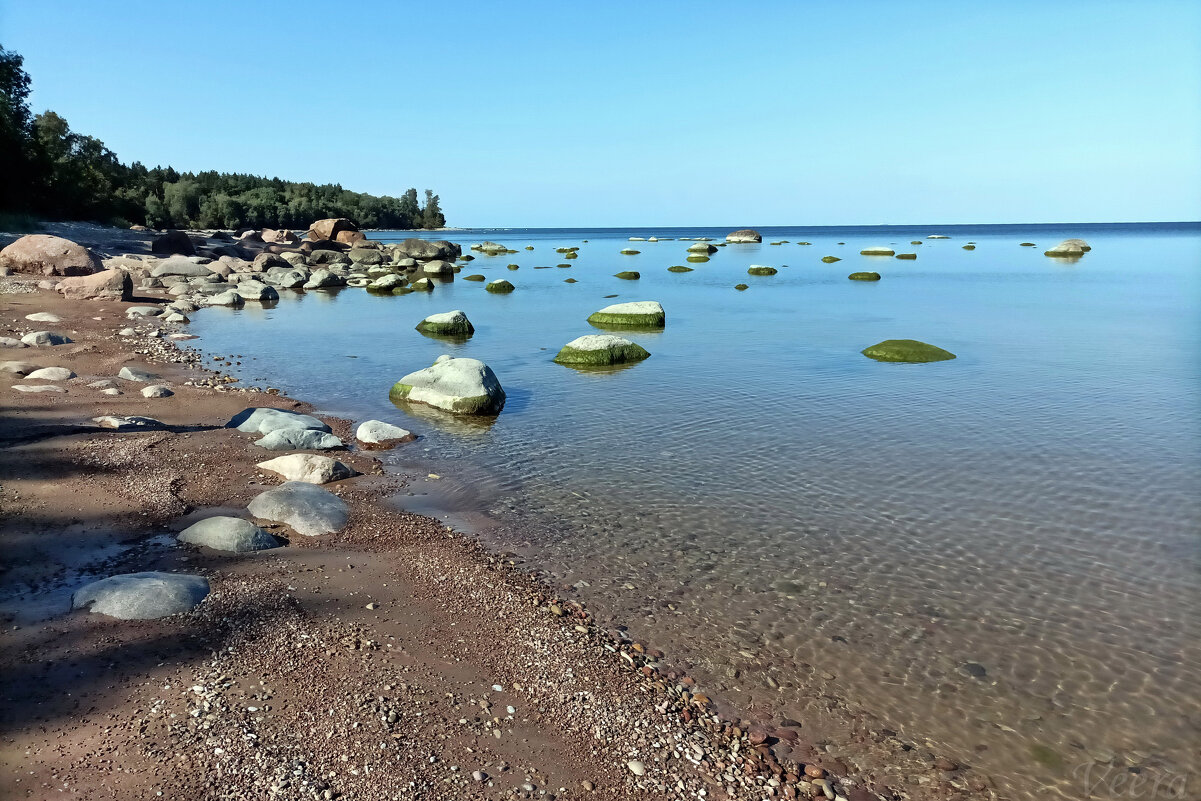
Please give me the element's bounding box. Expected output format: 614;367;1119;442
191;223;1201;800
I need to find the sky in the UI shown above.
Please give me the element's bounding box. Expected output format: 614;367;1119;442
2;0;1199;227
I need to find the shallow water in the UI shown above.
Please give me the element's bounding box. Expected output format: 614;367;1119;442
191;223;1201;799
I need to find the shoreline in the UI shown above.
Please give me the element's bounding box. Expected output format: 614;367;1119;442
1;222;987;800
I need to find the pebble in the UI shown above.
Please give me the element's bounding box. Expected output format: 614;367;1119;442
471;770;486;782
627;760;646;776
581;779;594;791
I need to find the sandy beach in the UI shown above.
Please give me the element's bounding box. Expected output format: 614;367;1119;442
0;223;986;801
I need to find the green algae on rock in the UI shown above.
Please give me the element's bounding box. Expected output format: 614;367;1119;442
962;244;976;250
389;355;505;415
747;265;777;276
667;265;693;273
564;251;578;259
821;256;842;263
410;277;434;292
415;310;474;338
553;334;651;366
615;271;640;280
734;283;749;291
507;264;520;270
462;274;486;282
620;249;640;255
848;271;881;281
895;253;917;260
1020;242;1036;246
587;300;665;329
485;279;515;293
861;339;956;363
860;246;895;256
686;255;710;263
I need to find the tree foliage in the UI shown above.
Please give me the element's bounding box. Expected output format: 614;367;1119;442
0;44;445;230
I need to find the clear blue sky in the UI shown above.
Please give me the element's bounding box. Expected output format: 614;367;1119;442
3;0;1199;226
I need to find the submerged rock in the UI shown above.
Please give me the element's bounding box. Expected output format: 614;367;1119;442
861;339;957;363
620;249;640;255
553;334;650;366
248;481;349;537
685;255;710;263
72;572;209;619
389;356;506;415
462;274;486;282
586;301;665;329
416;310;474;337
178;517;279;552
848;272;881;281
725;229;762;243
256;454;359;484
355;420;416;447
686;243;717;254
962;244;976;250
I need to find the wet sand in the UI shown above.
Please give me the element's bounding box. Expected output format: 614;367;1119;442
0;226;986;800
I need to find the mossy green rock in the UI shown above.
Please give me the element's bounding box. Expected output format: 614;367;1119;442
391;286;413;295
747;265;777;276
389;356;505;415
564;251;578;259
862;339;956;363
485;280;515;293
615;271;640;280
860;247;895;256
667;265;693;273
1020;242;1036;246
557;263;571;268
410;278;434;292
507;264;520;270
686;255;710;263
895;253;917;260
587;300;665;329
553;334;650;366
848;271;881;281
620;249;640;255
734;283;749;291
415;310;474;337
910;240;923;245
459;254;475;261
524;245;534;250
463;274;486;282
821;256;841;263
564;278;577;283
962;244;976;250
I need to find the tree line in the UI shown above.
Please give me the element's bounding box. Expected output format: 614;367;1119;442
0;45;445;231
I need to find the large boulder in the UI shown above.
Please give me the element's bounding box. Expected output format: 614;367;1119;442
0;235;102;276
349;246;384;266
307;218;357;241
56;269;133;301
247;481;349;537
397;238;461;261
686;243;718;254
178;517;279;552
1045;241;1085;258
553;334;650;366
471;241;508;254
389;356;505;415
725;229;762;243
228;407;331;435
150;230;196;256
256;454;359;484
151;256;214;277
1060;238;1091;251
335;229;366;246
416;310;474;337
72;572;209;619
586;300;666;329
355;420;416;447
861;339;956;363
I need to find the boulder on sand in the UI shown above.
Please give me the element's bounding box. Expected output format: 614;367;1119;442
150;230;196;256
861;339;956;363
178;517;279;552
21;331;72;347
725;229;762;243
25;366;75;381
355;420;417;447
586;300;666;329
553;334;650;366
72;572;209;619
256;454;359;484
0;234;103;276
228;407;331;435
255;428;344;451
248;481;349;537
56;269;133;301
416;310;474;337
389;356;506;415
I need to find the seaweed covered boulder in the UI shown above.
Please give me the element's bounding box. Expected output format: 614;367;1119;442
485;279;515;294
553;334;650;366
0;235;103;276
586;300;665;329
861;339;956;363
821;256;842;263
389;356;506;415
725;229;762;243
415;310;474;337
668;265;693;273
614;271;640;280
848;271;881;281
307;217;358;242
859;246;895;256
747;265;777;276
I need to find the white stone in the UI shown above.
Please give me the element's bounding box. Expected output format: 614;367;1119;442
178;517;278;552
72;572;209;619
141;385;174;398
391;357;505;415
25;312;62;323
256;454;359;484
247;481;349;537
25;366;75;381
355;420;416;447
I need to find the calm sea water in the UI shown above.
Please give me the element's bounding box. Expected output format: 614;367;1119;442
191;223;1201;799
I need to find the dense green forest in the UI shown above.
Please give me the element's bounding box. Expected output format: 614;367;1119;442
0;45;445;230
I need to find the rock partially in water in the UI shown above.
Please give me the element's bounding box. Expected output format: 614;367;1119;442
389;356;506;415
927;234;950;239
356;420;416;447
668;265;694;273
1060;238;1091;251
485;279;515;294
256;453;359;484
178;516;279;552
416;310;474;337
686;243;717;254
1045;241;1085;258
462;274;486;282
734;283;749;291
411;277;434;292
586;300;665;329
248;481;350;537
614;271;640;280
747;265;777;276
896;253;917;260
725;229;762;243
620;249;640;255
686;255;710;263
553;334;650;366
72;572;209;619
859;246;895;256
962;244;976;250
862;339;956;363
848;272;881;281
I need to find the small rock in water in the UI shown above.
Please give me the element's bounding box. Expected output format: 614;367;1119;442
962;662;987;679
